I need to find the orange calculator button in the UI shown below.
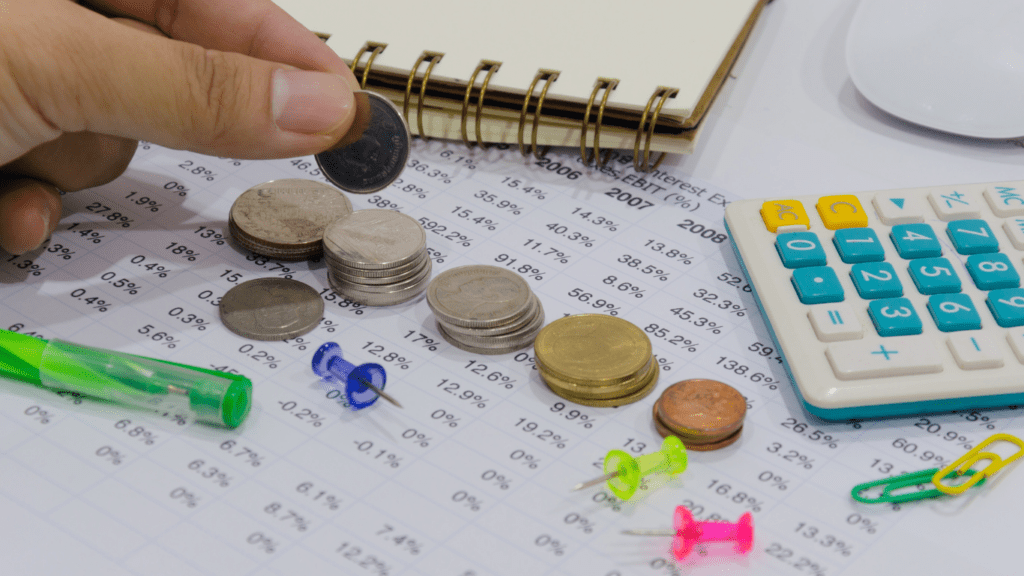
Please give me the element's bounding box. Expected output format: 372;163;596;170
817;195;868;229
760;200;810;233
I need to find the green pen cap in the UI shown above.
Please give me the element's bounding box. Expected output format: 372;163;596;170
0;329;251;428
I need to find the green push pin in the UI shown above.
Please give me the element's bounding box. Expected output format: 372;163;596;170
571;436;688;500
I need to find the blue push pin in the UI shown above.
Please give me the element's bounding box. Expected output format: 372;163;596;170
312;342;402;410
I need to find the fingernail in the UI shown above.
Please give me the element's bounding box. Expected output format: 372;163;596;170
4;207;49;255
273;70;353;135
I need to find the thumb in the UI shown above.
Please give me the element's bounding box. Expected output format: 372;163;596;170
3;4;357;162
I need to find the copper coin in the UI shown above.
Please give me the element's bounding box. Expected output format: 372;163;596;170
655;420;745;450
651;399;736;444
657;378;746;439
652;405;743;451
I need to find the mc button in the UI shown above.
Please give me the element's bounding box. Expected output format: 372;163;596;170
760;200;810;233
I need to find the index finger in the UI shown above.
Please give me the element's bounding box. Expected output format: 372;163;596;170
86;0;358;87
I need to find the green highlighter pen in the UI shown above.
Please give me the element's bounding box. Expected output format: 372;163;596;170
0;328;252;428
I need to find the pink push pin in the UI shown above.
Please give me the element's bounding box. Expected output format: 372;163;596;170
623;506;754;560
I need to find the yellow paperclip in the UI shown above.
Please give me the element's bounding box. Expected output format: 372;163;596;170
931;433;1024;495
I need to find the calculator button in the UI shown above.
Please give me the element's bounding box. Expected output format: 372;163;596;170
868;298;923;336
775;232;826;269
833;228;884;263
791;267;844;304
927;294;981;332
1006;331;1024;364
760;200;810;233
983;185;1024;217
946;220;999;255
928;189;981;221
908;257;962;294
965;253;1019;290
872;193;926;225
946;333;1003;370
816;195;868;230
826;338;942;380
850;262;903;299
1002;219;1024;250
986;288;1024;327
808;303;863;342
890;224;942;259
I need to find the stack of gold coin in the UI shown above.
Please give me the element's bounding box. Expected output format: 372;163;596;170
427;265;545;355
228;179;353;260
652;379;746;451
322;209;431;306
534;315;659;407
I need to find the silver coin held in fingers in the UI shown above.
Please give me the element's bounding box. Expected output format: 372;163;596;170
315;91;411;194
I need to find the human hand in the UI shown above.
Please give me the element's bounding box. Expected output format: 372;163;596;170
0;0;360;255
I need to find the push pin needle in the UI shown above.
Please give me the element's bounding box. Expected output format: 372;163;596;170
572;471;620;492
571;436;688;500
312;342;403;410
358;378;402;408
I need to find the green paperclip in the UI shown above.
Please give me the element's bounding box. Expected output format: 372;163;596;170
851;468;987;504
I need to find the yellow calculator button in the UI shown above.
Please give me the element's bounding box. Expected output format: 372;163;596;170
817;195;868;229
760;200;810;233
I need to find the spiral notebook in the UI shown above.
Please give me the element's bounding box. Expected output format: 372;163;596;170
276;0;768;168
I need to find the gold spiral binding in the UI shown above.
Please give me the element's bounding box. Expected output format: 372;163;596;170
460;60;502;149
579;78;619;168
403;51;445;137
517;69;560;158
349;41;387;89
633;86;679;172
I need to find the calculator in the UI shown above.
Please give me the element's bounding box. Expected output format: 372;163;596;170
724;180;1024;420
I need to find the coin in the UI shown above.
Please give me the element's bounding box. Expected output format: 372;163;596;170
332;254;430;285
534;315;652;385
219;278;324;340
228;179;353;259
439;295;541;337
652;408;743;451
435;322;536;355
552;361;661;408
328;263;431;307
657;379;746;439
327;251;428;279
330;258;432;294
323;209;426;269
427;265;533;328
541;358;654;400
315;91;410;194
443;304;545;349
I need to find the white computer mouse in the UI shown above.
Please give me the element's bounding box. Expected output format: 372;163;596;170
846;0;1024;139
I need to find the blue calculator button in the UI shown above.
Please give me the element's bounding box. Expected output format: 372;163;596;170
946;220;999;254
833;228;885;263
868;298;923;336
986;288;1024;327
966;253;1020;290
775;232;826;269
890;223;942;259
850;262;903;299
908;257;962;294
791;266;844;304
927;294;981;332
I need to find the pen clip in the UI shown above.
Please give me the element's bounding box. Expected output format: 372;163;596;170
932;433;1024;495
851;468;986;504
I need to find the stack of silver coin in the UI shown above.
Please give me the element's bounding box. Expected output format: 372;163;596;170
426;265;545;355
228;179;353;261
322;209;431;306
